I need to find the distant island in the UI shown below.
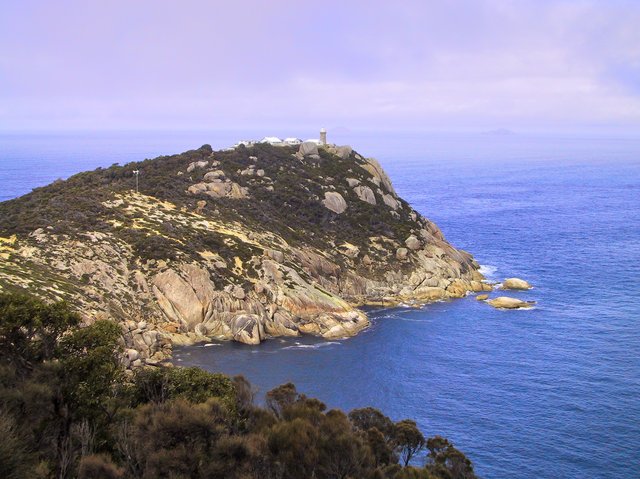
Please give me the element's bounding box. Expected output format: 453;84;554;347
0;132;535;369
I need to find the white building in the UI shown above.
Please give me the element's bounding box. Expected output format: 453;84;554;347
260;136;283;145
232;130;326;149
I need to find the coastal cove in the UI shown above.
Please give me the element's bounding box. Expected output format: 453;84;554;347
172;135;640;479
2;132;639;478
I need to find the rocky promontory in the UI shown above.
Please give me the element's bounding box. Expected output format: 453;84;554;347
0;142;490;365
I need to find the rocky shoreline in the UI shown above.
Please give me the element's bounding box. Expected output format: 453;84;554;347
0;141;534;368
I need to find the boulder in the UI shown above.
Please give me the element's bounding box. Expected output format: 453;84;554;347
405;235;422;250
487;296;535;309
322;191;347;214
206;182;231;197
228;183;249;199
187;183;208;195
299;142;319;157
232;285;245;300
346;178;360;187
502;278;532;290
396;248;409;260
446;279;469;298
142;330;158;346
125;348;139;362
187;160;208;173
353;185;376;205
338;243;360;259
265;249;285;263
382;194;400;210
153;269;206;329
361;158;396;195
412;286;447;301
266;310;300;337
335;145;353;159
476;294;489;301
203;170;225;181
231;314;262;345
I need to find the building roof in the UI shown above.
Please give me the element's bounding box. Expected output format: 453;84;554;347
260;136;283;143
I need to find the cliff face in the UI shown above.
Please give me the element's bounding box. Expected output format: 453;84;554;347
0;142;489;365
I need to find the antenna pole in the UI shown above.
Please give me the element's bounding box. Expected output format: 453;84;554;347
133;170;140;193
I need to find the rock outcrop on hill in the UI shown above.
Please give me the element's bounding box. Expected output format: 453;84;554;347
0;142;489;365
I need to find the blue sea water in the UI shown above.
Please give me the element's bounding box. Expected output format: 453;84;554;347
1;131;639;478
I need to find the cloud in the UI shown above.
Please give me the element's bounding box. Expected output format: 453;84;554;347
1;0;639;132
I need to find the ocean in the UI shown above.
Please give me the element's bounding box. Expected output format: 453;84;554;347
1;131;639;478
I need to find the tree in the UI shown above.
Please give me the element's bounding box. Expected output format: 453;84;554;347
77;454;124;479
0;293;79;373
394;419;426;467
265;382;300;418
318;409;371;479
0;291;480;479
267;417;320;479
426;436;477;479
0;410;35;479
349;407;395;439
232;374;255;412
125;398;228;478
130;366;236;410
53;320;123;478
365;427;397;466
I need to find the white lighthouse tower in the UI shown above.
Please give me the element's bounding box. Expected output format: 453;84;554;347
320;128;327;146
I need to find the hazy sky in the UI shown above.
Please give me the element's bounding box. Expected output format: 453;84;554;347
1;0;639;133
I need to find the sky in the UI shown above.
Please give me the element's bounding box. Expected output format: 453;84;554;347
1;0;639;134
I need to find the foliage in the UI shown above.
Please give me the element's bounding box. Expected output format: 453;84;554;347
129;366;236;409
0;292;478;478
0;143;420;267
0;293;79;373
350;406;396;439
394;419;427;466
426;436;477;479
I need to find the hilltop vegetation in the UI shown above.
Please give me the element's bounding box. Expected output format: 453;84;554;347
0;293;478;479
0;143;415;255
